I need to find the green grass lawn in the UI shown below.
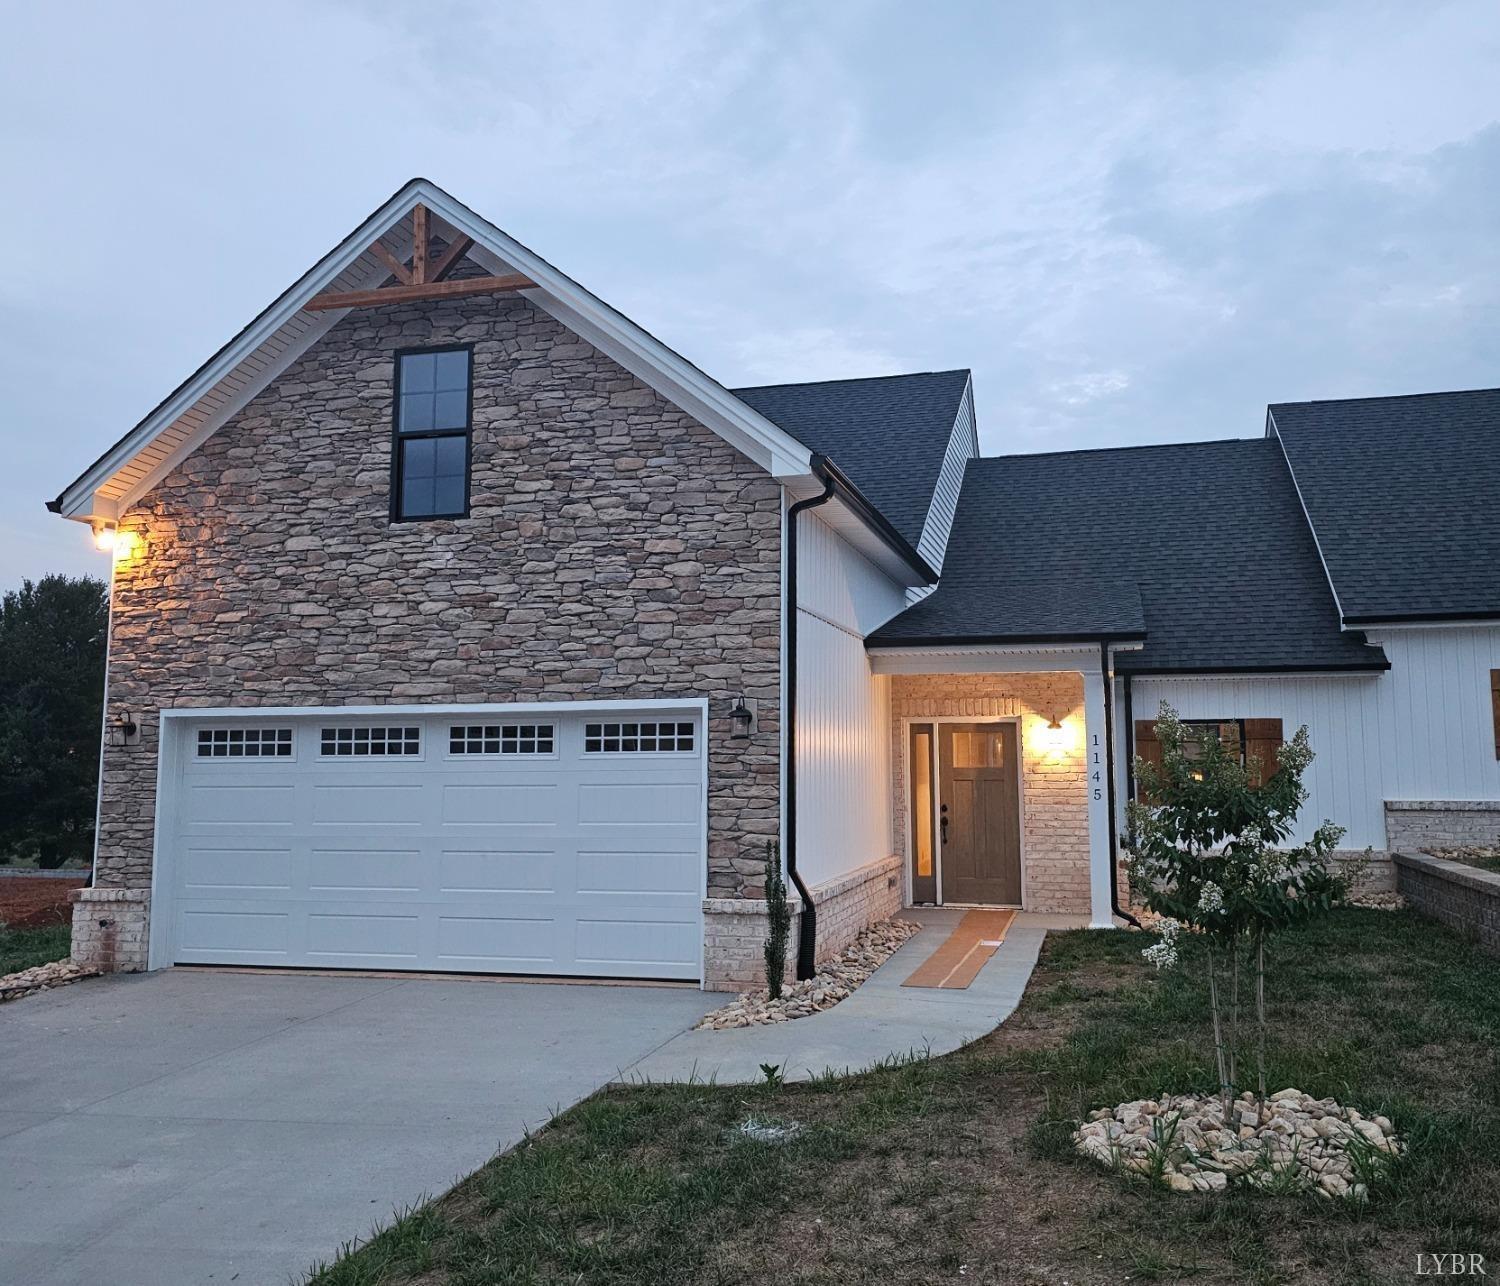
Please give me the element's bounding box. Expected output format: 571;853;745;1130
0;923;71;975
305;909;1500;1286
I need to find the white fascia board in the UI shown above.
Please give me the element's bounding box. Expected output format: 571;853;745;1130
411;185;814;480
1356;619;1500;633
55;182;430;521
868;643;1109;675
782;473;929;587
57;178;815;522
1130;671;1384;683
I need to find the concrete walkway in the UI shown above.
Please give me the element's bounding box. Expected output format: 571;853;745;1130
0;969;713;1286
620;908;1084;1085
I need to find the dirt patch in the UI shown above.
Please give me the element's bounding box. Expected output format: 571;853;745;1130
0;876;85;929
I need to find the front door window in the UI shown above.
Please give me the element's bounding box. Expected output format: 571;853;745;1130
909;724;937;903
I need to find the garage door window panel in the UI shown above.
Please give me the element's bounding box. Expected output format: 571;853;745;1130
449;724;556;756
319;726;422;757
584;721;695;753
196;727;294;759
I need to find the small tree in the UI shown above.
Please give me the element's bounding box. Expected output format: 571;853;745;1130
762;839;791;1000
1126;703;1347;1117
0;576;108;867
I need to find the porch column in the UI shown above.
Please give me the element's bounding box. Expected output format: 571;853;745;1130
1081;667;1115;927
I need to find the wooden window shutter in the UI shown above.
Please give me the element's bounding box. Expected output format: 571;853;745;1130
1491;670;1500;759
1243;718;1284;787
1133;721;1164;800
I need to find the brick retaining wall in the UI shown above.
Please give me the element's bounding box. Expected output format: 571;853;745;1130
1393;852;1500;955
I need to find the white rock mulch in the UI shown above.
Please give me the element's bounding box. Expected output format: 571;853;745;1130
1349;889;1406;910
0;958;100;1004
696;918;921;1030
1075;1088;1403;1198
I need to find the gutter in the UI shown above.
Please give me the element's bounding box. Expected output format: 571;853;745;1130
814;455;939;586
1101;641;1140;929
784;456;837;981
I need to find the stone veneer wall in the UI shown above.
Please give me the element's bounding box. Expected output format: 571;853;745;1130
1393;852;1500;955
78;285;782;972
890;673;1091;914
702;854;903;991
1384;800;1500;852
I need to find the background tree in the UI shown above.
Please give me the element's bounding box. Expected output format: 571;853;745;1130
0;575;108;867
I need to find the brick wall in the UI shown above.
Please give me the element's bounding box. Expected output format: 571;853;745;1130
890;673;1090;914
1394;852;1500;955
81;287;783;969
703;854;903;991
1385;801;1500;852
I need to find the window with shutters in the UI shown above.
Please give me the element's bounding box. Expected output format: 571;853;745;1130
1491;670;1500;759
1133;716;1283;797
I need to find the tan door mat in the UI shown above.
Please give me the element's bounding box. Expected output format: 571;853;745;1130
901;909;1017;989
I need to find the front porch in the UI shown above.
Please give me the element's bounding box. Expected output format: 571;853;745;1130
872;644;1125;926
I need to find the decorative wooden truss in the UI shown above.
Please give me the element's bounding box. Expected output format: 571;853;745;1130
304;204;536;311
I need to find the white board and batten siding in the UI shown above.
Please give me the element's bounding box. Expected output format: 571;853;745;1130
909;376;979;603
1134;626;1500;851
150;702;707;980
794;509;907;886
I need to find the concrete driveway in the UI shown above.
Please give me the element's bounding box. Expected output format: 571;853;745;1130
0;969;714;1286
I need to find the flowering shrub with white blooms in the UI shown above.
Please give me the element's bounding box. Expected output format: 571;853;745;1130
1125;702;1349;1117
1141;917;1181;970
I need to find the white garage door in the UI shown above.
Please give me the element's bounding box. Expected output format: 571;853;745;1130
161;707;704;980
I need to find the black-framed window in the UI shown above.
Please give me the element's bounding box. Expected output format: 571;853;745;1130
392;346;472;521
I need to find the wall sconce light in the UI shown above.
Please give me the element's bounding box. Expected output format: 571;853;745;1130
110;710;141;747
729;695;755;739
1040;715;1067;752
90;521;137;560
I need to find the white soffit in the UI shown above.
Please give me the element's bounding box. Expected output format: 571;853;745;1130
54;179;814;522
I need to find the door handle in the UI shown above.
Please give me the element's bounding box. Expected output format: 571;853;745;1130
940;808;949;844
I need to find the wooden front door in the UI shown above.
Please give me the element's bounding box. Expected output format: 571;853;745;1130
939;722;1022;905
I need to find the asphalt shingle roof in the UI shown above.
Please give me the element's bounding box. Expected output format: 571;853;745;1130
732;370;971;549
868;437;1389;673
1270;388;1500;623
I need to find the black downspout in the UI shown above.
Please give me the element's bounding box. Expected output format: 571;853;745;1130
1101;641;1141;928
785;458;836;980
1123;674;1136;816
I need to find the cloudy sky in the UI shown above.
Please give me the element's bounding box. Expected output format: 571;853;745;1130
3;1;1498;587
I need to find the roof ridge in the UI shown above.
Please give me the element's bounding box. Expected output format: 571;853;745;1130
1270;385;1500;410
731;368;970;394
972;435;1266;466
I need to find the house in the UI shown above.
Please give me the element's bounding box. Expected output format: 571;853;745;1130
50;180;1500;990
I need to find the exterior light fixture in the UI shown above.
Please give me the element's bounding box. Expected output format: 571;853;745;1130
1041;716;1067;752
110;710;140;747
729;695;754;739
91;520;118;553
